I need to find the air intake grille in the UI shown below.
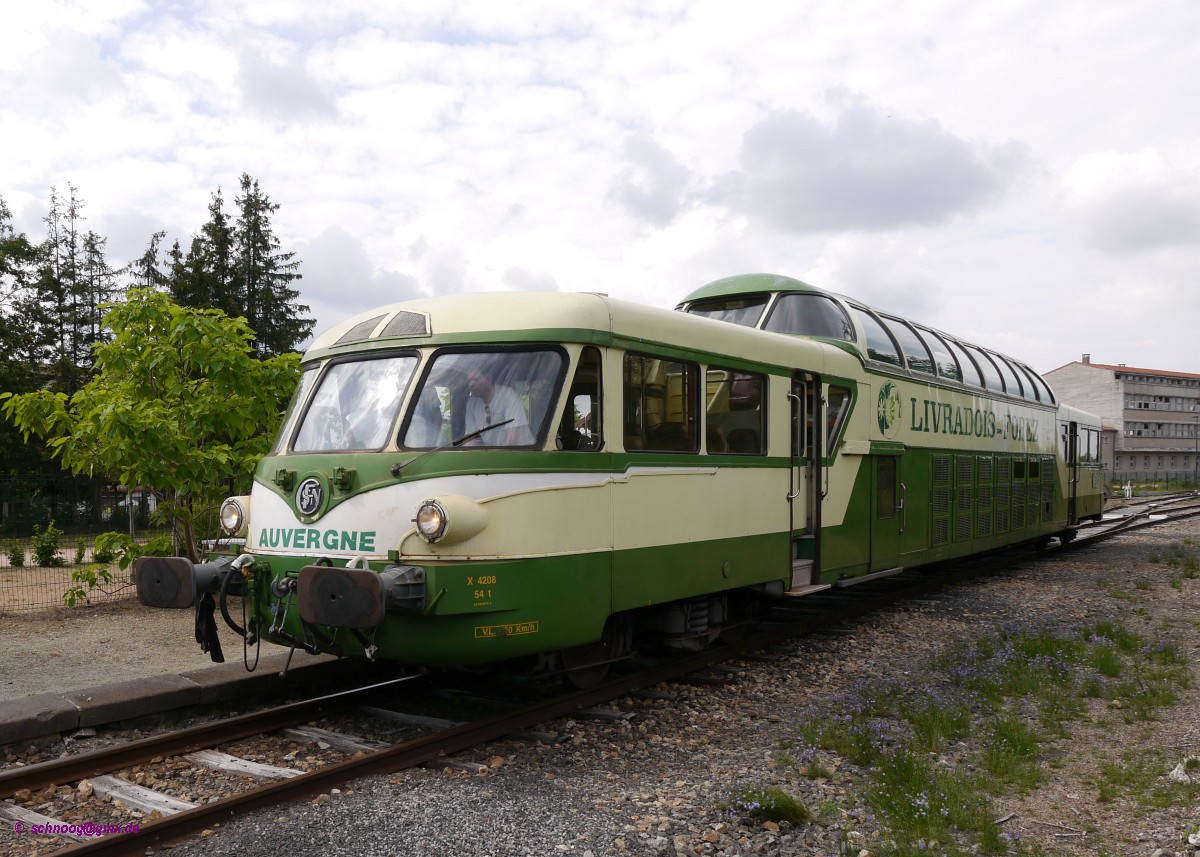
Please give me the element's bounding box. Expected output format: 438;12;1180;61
380;311;431;338
335;314;386;345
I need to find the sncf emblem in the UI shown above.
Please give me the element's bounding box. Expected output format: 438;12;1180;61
296;478;324;517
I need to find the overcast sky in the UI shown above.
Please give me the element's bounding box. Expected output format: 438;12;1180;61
3;1;1198;376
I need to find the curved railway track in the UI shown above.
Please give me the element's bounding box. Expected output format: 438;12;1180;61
4;498;1199;856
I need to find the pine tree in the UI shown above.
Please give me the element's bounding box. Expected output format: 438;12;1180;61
0;196;49;472
232;173;313;356
31;185;102;392
130;230;168;291
165;176;313;356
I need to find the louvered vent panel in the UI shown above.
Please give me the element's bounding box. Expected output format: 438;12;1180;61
978;456;993;483
996;508;1010;532
977;512;993;537
933;457;951;484
932;488;951;516
997;458;1011;481
335;314;387;345
955;513;973;542
379;311;431;338
932;518;950;545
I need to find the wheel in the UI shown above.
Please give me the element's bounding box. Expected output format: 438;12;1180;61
559;614;631;689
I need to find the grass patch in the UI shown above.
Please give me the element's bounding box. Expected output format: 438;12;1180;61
770;620;1192;855
716;780;811;825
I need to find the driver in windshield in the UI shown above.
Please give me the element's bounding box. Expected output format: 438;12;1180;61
464;363;533;445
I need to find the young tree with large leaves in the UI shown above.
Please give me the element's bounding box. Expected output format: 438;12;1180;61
0;289;300;560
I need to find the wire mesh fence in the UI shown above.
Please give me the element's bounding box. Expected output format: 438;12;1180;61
0;474;179;614
0;549;133;615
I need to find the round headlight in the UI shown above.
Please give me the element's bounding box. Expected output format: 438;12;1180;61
414;500;447;542
220;498;247;536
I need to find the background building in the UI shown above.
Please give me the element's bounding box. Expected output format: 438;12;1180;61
1045;356;1200;488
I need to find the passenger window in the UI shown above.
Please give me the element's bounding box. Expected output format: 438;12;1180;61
705;368;765;454
1019;364;1055;404
624;353;699;452
915;326;961;381
881;316;935;375
557;347;603;451
993;355;1025;398
964;345;1004;393
945;339;982;387
849;307;902;366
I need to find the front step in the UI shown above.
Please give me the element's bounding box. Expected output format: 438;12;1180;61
782;583;832;598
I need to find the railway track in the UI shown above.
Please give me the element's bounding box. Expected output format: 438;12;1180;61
4;499;1198;856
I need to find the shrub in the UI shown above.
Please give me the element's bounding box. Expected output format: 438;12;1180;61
31;521;65;567
4;540;23;567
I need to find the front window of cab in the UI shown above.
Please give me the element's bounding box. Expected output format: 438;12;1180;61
292;354;418;452
684;295;769;327
400;349;565;448
271;365;319;454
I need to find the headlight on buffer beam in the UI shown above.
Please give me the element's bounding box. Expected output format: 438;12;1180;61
220;496;251;537
413;495;488;545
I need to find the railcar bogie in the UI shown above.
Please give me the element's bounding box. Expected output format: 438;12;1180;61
136;278;1103;685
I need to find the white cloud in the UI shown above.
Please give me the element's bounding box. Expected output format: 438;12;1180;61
3;0;1200;378
1061;149;1200;252
709;101;1029;233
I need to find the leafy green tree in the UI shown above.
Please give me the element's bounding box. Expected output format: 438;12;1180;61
0;288;300;560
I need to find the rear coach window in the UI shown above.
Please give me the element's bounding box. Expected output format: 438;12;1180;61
705;368;765;454
624;354;699;452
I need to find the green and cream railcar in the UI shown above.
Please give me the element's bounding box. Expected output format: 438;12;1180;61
678;273;1105;572
136;283;1102;683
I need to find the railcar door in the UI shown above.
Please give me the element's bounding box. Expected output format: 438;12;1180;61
788;374;824;593
870;449;904;573
1063;420;1080;524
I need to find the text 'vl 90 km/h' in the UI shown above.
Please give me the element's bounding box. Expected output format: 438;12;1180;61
136;274;1105;687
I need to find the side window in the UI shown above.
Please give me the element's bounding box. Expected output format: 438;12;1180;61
945;338;983;388
964;345;1004;393
916;327;961;381
1018;364;1056;404
624;353;698;452
881;316;935;375
705;368;765;454
849;307;902;366
557;347;603;451
825;386;852;456
993;354;1026;398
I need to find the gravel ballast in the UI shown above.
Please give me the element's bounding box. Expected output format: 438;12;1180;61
3;520;1200;856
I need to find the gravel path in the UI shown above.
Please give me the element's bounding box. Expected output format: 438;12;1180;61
3;520;1200;856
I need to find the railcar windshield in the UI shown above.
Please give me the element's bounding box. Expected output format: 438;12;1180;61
292;355;418;452
272;365;319;454
684;295;770;327
400;349;564;448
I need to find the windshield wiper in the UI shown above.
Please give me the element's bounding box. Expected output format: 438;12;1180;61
390;418;515;477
